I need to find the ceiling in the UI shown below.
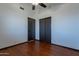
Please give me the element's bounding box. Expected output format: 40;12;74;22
20;3;64;11
19;3;64;17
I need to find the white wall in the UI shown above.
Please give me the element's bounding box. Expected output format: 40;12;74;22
52;4;79;50
0;3;35;49
35;3;79;50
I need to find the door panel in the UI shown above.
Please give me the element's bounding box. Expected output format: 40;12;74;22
40;19;46;41
28;17;35;41
39;17;51;43
45;17;51;43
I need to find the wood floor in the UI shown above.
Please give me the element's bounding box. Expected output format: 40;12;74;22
0;40;79;56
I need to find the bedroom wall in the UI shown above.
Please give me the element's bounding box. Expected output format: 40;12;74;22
0;3;35;49
52;4;79;50
35;3;79;50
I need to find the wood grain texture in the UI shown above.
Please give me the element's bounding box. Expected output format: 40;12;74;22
0;41;79;56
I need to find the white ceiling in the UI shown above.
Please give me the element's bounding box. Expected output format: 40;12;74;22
19;3;64;18
20;3;63;12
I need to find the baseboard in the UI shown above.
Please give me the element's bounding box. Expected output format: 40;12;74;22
0;40;35;50
31;39;79;51
1;40;78;52
51;43;79;51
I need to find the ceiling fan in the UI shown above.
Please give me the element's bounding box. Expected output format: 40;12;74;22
32;3;47;10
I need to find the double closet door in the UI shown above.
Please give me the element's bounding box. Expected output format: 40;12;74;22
39;17;51;43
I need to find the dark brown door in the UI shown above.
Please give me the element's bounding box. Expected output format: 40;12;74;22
39;17;51;43
28;17;35;41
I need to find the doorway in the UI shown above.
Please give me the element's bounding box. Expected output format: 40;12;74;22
28;17;35;41
39;17;51;43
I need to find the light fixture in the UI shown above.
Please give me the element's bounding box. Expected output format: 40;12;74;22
32;3;38;5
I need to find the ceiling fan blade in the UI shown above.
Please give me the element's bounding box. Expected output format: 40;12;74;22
32;5;35;10
39;3;47;8
20;6;24;10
